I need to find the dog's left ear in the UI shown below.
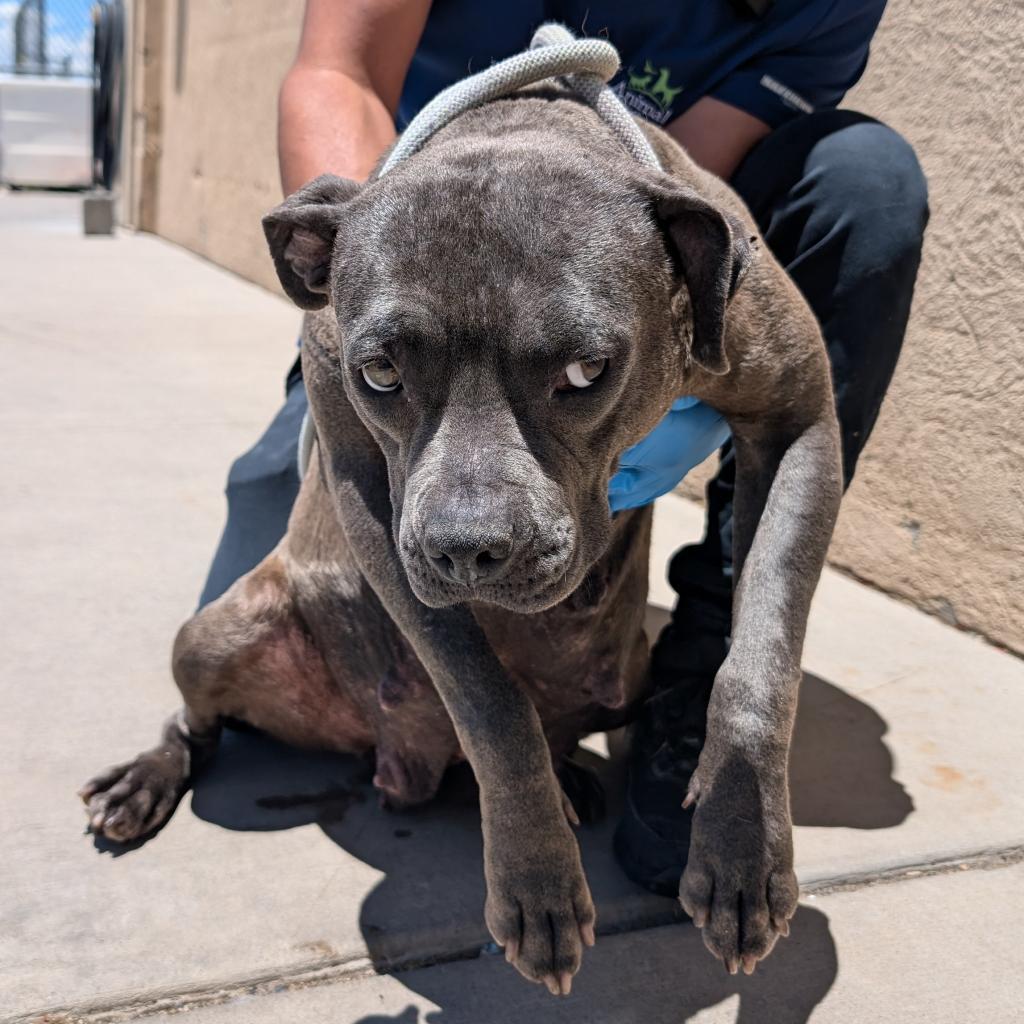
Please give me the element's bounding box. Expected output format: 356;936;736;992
262;174;361;310
650;181;756;376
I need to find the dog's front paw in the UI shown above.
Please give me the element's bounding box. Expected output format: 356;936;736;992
484;825;596;996
679;752;798;975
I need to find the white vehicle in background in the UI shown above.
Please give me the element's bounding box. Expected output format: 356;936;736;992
0;72;92;188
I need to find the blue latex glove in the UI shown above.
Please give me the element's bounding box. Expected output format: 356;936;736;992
608;396;731;513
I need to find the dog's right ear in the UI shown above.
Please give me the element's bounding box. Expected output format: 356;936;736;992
646;178;756;377
262;174;361;310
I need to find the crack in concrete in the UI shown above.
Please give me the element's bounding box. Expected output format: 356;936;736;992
799;843;1024;896
1;954;384;1024
8;844;1024;1024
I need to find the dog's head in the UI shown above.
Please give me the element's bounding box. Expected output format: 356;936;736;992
263;128;751;613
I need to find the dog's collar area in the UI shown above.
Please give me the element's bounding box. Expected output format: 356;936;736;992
380;22;662;175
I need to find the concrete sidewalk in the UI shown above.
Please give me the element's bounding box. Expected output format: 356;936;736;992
2;192;1022;1023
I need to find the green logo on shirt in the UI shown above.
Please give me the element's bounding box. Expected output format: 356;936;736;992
627;61;684;112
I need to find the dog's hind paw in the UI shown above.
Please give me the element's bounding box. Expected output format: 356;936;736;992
557;756;606;825
79;745;189;843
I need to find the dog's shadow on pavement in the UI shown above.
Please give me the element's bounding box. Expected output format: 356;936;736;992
790;670;914;829
184;645;911;1023
346;903;838;1024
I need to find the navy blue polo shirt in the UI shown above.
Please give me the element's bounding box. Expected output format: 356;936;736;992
398;1;887;132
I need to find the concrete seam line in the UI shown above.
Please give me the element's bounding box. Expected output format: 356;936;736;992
8;845;1024;1024
799;842;1024;897
0;953;382;1024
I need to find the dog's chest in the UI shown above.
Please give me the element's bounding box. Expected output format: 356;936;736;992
473;507;654;733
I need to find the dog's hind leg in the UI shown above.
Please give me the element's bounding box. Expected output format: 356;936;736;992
80;552;370;843
556;752;607;825
79;705;218;844
80;591;245;842
293;577;460;811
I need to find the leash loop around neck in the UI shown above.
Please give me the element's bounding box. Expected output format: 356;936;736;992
528;23;661;169
379;22;661;175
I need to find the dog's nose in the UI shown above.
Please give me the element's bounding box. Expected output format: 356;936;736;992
422;529;513;585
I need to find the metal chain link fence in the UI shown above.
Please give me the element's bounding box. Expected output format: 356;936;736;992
1;0;95;78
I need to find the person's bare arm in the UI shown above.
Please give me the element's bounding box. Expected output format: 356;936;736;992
278;0;432;195
666;95;771;181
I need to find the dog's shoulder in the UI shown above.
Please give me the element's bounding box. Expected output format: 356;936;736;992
637;124;832;418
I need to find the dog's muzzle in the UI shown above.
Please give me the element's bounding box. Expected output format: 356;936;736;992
415;488;516;587
419;519;514;586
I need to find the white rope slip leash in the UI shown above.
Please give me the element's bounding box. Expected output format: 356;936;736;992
382;22;660;174
298;23;660;478
298;402;316;482
527;22;660;169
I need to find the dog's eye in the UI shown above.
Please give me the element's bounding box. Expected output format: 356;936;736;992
361;359;401;392
557;358;607;391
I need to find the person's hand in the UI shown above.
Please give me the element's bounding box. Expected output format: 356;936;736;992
608;396;730;513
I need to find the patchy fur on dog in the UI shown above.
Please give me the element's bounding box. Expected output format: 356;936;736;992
82;82;841;994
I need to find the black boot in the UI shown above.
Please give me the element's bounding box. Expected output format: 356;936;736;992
614;454;734;897
613;615;729;896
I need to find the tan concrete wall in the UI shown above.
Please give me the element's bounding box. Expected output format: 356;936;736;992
831;0;1023;653
123;0;166;231
140;0;303;289
132;0;1024;654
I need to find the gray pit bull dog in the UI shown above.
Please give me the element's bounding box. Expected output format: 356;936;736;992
81;82;841;994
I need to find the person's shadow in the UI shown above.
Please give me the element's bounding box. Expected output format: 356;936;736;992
179;606;912;1023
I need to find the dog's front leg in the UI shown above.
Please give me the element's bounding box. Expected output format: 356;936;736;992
330;449;595;996
679;401;842;974
423;610;596;994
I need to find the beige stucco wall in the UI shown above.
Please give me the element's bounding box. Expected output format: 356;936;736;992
129;0;1024;654
130;0;304;288
832;1;1023;653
